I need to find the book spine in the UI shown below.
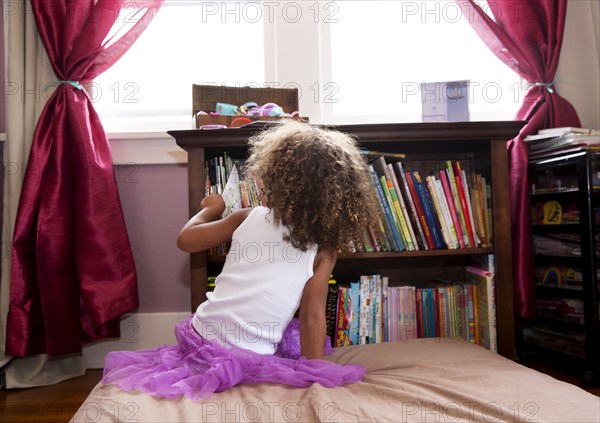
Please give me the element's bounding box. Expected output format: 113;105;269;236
360;276;370;344
476;174;489;246
394;162;429;250
461;169;481;247
380;176;406;251
428;288;436;338
446;162;471;248
368;165;399;251
375;275;383;343
470;185;486;248
439;169;466;249
388;164;418;250
405;171;436;249
413;173;444;249
335;287;347;347
438;288;446;337
382;276;389;342
434;178;459;249
349;282;360;345
426;176;453;249
452;162;477;247
416;288;424;338
386;178;414;251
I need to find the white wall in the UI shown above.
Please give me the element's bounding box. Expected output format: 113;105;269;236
556;0;600;129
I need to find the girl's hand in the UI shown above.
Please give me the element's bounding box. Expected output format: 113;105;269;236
200;193;226;218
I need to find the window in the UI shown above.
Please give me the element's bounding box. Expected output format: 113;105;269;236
94;0;521;132
324;0;522;123
94;1;265;132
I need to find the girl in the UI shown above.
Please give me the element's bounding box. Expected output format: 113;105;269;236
102;120;378;400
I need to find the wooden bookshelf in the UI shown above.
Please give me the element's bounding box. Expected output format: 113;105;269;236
168;120;526;359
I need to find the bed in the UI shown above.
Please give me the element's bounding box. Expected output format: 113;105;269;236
70;338;599;422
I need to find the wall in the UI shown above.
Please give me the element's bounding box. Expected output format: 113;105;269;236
115;163;191;313
556;0;600;129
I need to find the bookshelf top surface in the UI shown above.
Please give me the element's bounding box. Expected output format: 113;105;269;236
168;121;527;149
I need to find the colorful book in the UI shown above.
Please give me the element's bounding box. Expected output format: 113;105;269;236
434;177;460;249
452;162;477;247
405;171;436;249
388;163;418;250
373;157;408;250
465;266;497;352
412;172;444;249
461;169;481;247
446;165;470;247
439;169;466;249
368;165;400;251
348;282;360;345
426;175;453;249
393;162;429;250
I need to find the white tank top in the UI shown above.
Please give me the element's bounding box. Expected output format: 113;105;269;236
192;206;318;354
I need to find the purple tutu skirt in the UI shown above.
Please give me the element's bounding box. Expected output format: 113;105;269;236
102;317;365;400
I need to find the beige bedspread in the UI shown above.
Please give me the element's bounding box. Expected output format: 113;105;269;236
71;338;599;422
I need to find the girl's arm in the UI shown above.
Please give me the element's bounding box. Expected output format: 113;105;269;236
177;193;251;253
298;248;337;360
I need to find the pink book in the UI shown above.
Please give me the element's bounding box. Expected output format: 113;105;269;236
439;169;466;249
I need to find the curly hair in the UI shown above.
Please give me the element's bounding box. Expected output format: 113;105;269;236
244;120;377;253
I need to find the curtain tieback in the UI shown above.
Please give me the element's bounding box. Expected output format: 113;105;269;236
534;81;556;93
44;80;84;92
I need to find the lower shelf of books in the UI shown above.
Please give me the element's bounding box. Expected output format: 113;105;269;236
328;266;497;353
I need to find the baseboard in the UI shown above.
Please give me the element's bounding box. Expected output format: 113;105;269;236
82;312;190;369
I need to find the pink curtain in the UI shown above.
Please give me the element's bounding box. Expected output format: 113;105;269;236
459;0;581;318
6;0;163;356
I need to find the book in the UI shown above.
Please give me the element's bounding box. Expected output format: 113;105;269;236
452;162;477;247
439;169;466;249
373;157;411;250
368;165;401;251
537;127;600;136
348;282;360;345
445;163;471;248
221;164;242;218
434;177;459;249
388;163;418;250
461;168;481;246
386;176;415;251
393;161;429;250
360;276;370;344
405;171;436;249
334;286;350;347
426;175;455;249
465;266;497;352
412;172;445;249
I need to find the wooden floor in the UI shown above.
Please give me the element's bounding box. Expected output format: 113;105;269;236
1;370;102;423
1;363;598;423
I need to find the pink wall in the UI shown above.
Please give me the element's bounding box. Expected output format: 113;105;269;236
115;163;191;313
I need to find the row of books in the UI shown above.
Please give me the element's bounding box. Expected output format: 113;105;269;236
524;126;600;161
207;152;493;252
205;154;267;214
362;157;491;252
333;266;497;352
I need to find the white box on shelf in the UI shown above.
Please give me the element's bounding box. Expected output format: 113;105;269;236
421;80;470;122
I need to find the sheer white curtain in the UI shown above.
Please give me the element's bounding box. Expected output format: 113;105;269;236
1;0;84;388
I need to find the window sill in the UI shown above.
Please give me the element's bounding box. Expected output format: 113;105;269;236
108;131;188;165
